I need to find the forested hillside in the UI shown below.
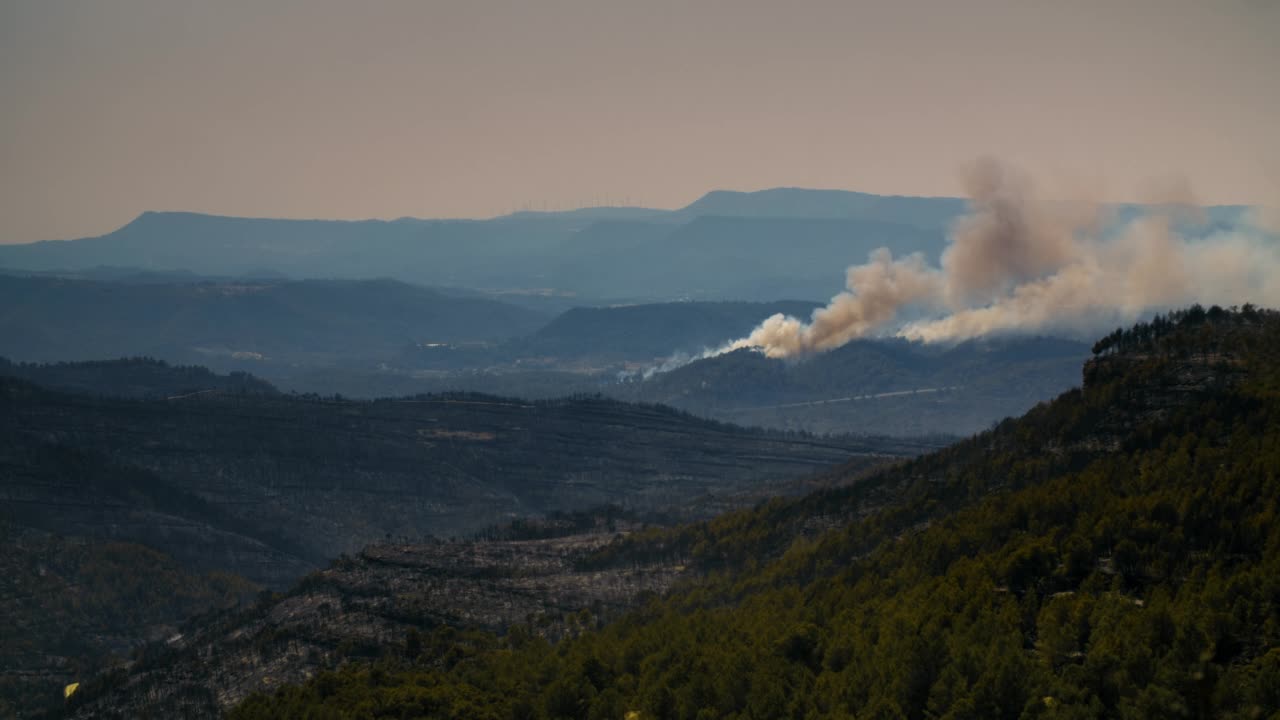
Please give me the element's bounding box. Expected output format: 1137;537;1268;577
1;377;899;589
2;379;909;718
205;306;1280;720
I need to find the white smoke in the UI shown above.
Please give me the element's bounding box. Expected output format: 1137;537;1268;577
698;158;1280;360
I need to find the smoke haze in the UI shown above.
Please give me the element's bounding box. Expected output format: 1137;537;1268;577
721;158;1280;357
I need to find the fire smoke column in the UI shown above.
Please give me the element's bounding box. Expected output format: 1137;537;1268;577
695;158;1280;365
899;202;1280;343
940;157;1093;308
727;248;942;358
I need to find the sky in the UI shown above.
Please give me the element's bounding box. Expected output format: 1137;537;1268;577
1;0;1277;243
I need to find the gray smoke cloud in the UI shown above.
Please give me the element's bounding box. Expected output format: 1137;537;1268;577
715;158;1280;358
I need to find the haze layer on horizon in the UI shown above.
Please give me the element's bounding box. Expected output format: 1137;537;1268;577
2;0;1277;243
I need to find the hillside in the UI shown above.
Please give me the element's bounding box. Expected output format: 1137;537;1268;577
0;377;900;590
622;336;1091;436
297;317;1091;439
49;529;687;719
54;305;1278;719
0;275;548;367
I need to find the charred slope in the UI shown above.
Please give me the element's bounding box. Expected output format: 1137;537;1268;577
67;305;1277;719
0;379;894;589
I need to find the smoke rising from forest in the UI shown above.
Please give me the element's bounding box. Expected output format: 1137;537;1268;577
715;158;1280;359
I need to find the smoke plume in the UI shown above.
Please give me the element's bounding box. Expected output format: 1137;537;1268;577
723;249;941;358
720;158;1280;357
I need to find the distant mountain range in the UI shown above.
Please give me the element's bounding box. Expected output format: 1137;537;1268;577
1;189;1254;307
0;213;939;304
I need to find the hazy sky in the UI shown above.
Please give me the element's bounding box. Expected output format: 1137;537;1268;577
2;0;1277;242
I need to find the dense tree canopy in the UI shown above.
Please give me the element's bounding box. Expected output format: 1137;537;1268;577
229;307;1280;719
